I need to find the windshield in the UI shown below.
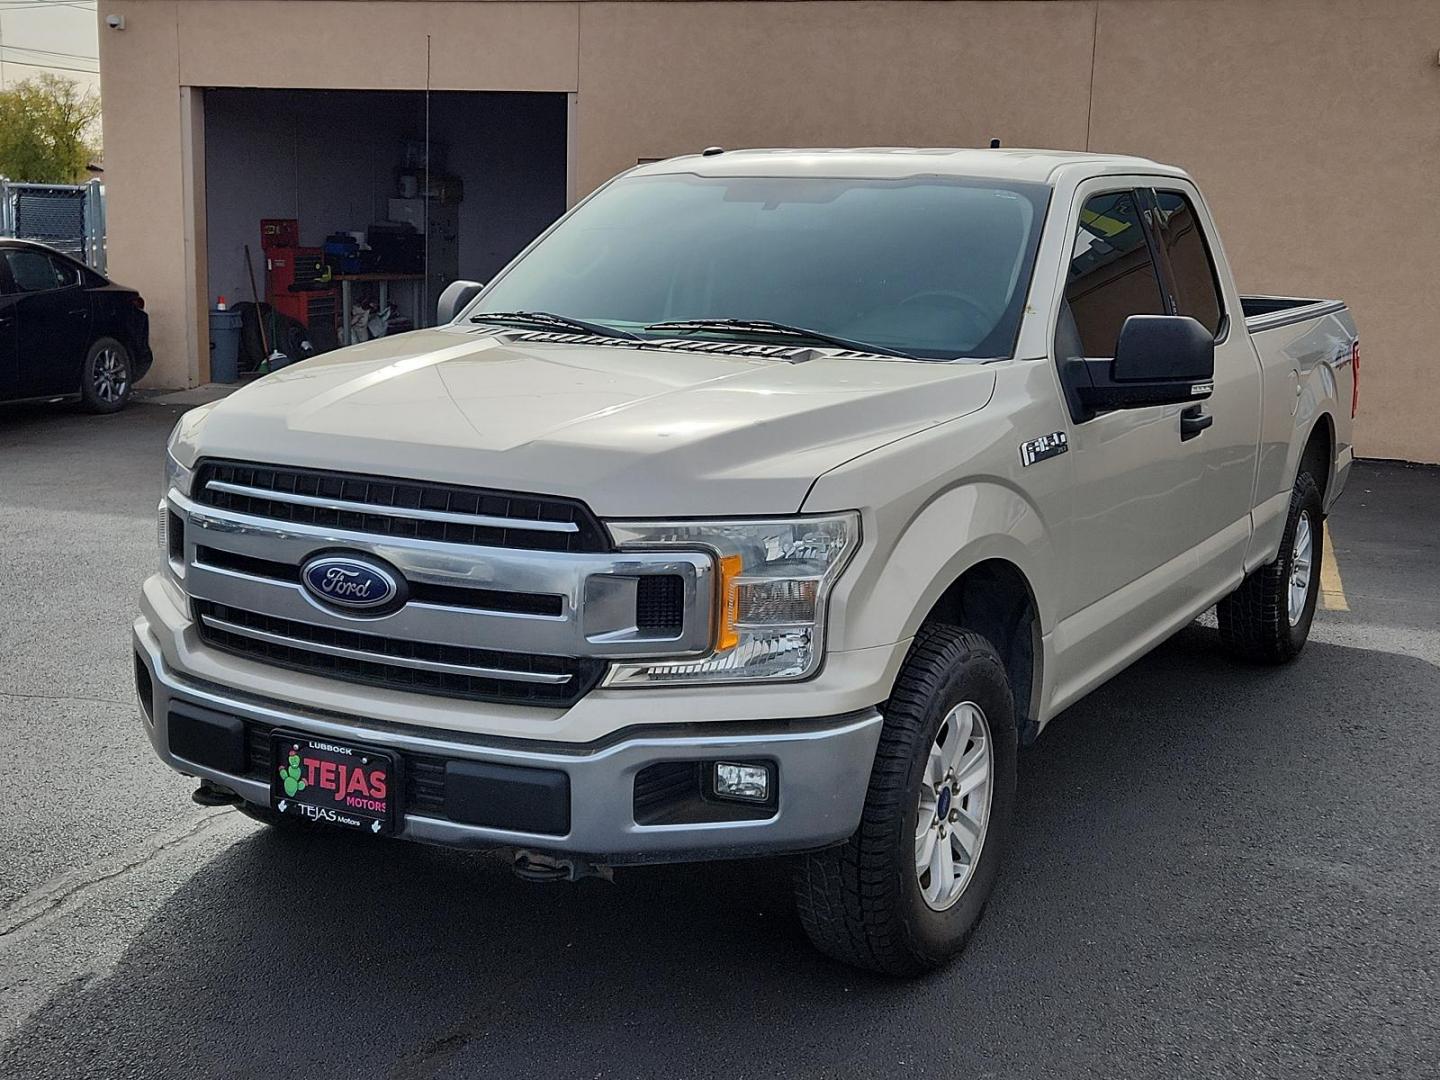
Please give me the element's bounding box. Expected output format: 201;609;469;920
468;173;1051;360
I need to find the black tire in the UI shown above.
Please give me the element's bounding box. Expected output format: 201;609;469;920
78;336;133;413
793;625;1017;975
1217;470;1324;663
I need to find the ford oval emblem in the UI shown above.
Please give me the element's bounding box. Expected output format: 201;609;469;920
300;554;402;613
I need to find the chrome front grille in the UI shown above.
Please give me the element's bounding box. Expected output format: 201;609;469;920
192;460;611;553
193;545;565;617
170;461;712;708
195;600;602;707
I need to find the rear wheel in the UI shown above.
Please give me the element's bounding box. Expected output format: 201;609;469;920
1217;470;1324;663
793;625;1017;975
79;336;133;413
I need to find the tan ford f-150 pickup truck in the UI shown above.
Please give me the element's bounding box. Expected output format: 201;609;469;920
136;148;1357;974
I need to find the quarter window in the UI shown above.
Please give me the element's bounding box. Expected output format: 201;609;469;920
1154;191;1223;336
3;250;69;293
1063;191;1167;358
50;256;82;289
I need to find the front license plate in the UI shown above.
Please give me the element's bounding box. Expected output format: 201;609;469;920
270;732;400;835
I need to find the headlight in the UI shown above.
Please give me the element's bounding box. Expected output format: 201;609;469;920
160;422;191;577
604;513;859;686
165;453;193;497
164;421;193;498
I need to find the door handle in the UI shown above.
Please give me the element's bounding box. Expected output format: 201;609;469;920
1180;404;1213;441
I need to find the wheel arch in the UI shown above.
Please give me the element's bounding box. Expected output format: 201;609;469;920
917;558;1043;745
75;330;129;389
817;476;1058;741
1299;412;1335;506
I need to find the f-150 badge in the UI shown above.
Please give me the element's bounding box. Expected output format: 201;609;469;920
1020;431;1068;467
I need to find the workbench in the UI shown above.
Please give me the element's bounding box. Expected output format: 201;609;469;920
332;272;426;345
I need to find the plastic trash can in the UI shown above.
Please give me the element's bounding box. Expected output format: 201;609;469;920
208;308;243;383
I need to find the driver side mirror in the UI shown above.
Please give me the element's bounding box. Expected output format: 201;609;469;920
436;280;485;325
1076;314;1215;414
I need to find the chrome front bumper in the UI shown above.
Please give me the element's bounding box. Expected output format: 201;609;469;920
133;618;883;864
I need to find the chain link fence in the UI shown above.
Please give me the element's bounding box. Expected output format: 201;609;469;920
0;178;106;273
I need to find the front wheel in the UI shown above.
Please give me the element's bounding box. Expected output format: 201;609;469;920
79;336;133;413
793;625;1017;975
1217;470;1324;663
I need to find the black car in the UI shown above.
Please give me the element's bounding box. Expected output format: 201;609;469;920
0;239;153;412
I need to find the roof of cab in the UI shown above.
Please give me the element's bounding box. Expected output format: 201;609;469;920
628;147;1185;185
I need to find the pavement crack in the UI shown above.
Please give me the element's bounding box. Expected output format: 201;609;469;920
386;1031;474;1080
0;810;233;939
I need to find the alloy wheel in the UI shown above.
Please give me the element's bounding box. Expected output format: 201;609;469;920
1288;510;1314;626
93;347;129;404
915;700;994;910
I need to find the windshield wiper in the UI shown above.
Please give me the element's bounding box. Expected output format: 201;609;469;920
644;318;916;360
471;310;641;340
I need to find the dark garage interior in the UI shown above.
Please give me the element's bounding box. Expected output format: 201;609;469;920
202;88;567;367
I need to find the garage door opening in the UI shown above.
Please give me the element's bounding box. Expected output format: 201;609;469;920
202;88;567;371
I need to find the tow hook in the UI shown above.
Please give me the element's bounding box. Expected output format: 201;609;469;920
512;850;614;884
191;779;241;807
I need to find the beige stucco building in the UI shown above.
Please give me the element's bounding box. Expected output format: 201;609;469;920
98;0;1439;462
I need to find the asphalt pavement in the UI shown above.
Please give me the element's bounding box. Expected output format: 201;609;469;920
1;400;1436;1079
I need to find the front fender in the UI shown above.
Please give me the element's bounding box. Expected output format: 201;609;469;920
802;360;1070;717
803;366;1070;647
821;478;1057;654
805;362;1070;656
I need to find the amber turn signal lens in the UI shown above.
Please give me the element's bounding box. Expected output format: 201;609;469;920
716;553;744;651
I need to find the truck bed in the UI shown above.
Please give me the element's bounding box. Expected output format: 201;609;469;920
1242;294;1347;334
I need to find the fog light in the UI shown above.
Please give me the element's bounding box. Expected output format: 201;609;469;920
713;762;771;803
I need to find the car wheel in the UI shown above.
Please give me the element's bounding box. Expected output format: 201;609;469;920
793;624;1017;975
79;336;133;413
1217;470;1324;663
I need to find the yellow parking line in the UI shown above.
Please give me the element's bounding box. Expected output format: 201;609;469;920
1321;522;1348;611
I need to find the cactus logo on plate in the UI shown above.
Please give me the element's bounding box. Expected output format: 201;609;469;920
300;554;402;613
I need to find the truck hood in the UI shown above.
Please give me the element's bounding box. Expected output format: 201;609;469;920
179;327;997;516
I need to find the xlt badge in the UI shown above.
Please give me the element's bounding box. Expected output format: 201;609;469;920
1020;431;1068;467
